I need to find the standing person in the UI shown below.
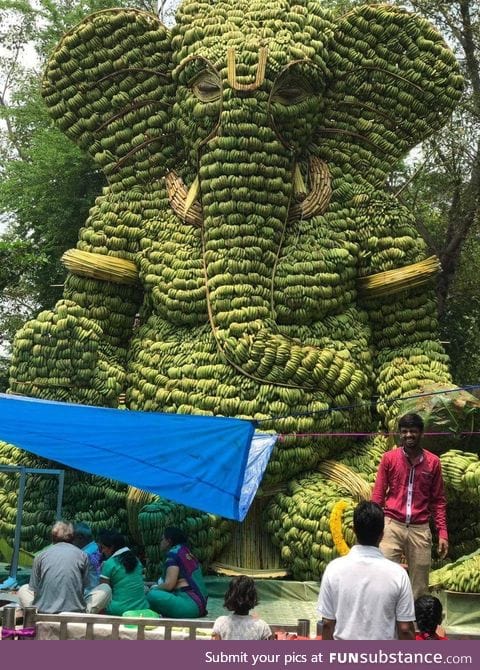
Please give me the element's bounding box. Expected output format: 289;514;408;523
415;595;447;640
317;501;415;640
17;521;89;613
95;529;149;616
212;576;273;640
147;527;208;618
371;412;448;600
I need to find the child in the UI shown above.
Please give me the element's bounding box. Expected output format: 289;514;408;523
415;595;447;640
212;576;274;640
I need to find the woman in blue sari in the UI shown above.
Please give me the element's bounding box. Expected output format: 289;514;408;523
147;527;208;618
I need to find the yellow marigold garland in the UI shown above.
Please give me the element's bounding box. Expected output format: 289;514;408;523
329;500;351;556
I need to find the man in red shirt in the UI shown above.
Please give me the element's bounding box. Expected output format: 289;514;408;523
371;413;448;600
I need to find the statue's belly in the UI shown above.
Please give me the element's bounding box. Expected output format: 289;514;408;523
126;310;374;483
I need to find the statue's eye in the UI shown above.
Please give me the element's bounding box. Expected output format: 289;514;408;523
191;73;222;102
272;76;313;106
273;87;309;105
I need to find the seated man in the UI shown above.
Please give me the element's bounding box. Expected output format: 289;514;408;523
18;521;89;613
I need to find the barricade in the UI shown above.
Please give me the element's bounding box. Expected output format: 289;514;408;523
1;607;310;641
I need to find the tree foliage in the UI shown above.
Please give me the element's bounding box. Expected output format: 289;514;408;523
386;1;480;385
0;0;154;387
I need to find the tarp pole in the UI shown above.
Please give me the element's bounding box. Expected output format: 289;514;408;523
10;467;26;581
56;470;65;520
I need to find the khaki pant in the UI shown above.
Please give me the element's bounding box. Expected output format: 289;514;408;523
86;584;112;613
17;583;111;614
380;517;432;600
17;584;35;609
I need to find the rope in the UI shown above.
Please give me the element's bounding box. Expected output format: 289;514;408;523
1;627;36;639
256;383;480;424
278;430;480;441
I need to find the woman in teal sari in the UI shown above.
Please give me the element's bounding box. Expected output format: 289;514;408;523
97;529;149;615
147;527;208;618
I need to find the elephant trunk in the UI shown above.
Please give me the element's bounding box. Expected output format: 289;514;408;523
200;116;356;395
200;128;291;330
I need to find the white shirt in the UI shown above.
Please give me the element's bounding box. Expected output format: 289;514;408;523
317;544;414;640
213;614;272;640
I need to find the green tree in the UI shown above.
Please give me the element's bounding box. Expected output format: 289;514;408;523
0;234;40;389
388;1;480;384
0;0;154;376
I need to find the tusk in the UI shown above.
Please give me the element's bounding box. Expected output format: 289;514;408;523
293;164;308;201
165;172;203;226
288;158;332;222
184;176;200;216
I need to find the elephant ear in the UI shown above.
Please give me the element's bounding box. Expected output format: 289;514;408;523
42;8;178;186
318;4;463;185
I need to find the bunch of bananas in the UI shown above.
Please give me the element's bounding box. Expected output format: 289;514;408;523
264;440;386;579
0;441;127;553
430;552;480;593
266;474;357;581
10;298;131;406
441;450;480;492
42;8;177;191
320;3;462;189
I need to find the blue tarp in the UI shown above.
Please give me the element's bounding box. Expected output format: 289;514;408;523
0;394;277;521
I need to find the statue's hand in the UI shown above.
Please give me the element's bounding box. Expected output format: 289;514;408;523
10;300;125;406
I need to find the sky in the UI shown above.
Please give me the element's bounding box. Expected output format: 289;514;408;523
158;0;180;25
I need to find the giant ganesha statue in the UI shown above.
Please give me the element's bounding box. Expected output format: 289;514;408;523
2;0;480;581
